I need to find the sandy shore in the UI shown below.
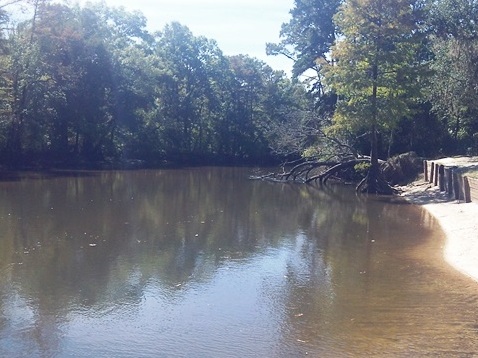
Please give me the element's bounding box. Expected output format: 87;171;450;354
399;179;478;283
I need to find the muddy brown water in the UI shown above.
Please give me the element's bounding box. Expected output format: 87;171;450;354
0;167;477;357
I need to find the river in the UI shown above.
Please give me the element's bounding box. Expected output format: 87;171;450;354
0;167;477;357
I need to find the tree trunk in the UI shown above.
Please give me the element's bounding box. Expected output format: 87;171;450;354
366;60;380;194
367;125;379;193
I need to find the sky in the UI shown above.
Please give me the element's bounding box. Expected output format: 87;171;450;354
87;0;295;74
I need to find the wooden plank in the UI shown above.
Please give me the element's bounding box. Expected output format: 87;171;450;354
430;162;435;184
453;171;462;200
439;165;445;192
424;160;428;182
466;176;478;203
464;177;471;203
445;167;453;197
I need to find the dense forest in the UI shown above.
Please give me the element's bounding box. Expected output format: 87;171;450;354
0;0;477;172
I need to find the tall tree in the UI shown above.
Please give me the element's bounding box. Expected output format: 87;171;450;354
265;0;342;165
153;22;222;159
324;0;425;193
3;0;50;164
267;0;341;94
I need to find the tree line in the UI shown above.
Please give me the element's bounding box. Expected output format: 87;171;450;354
0;0;477;173
0;0;311;168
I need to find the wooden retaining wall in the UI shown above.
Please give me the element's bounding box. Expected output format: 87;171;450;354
466;176;478;203
423;160;478;203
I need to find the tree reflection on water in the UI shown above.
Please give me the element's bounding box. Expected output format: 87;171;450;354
0;168;477;357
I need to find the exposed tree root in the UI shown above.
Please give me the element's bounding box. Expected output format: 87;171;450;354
251;156;400;196
355;173;397;195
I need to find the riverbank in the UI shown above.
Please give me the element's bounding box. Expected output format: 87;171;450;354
398;177;478;283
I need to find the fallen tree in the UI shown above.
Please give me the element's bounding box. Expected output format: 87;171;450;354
261;105;421;194
251;152;421;195
250;157;370;185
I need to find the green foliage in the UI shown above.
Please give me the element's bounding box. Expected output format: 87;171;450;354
0;1;310;167
302;146;321;158
267;0;341;95
2;0;478;167
323;0;427;192
426;0;478;152
354;161;371;174
325;0;425;134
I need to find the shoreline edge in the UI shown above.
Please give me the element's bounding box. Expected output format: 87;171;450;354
399;179;478;283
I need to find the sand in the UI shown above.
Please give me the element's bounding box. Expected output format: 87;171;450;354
399;179;478;283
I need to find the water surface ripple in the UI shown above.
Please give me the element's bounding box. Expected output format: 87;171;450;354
0;168;477;357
